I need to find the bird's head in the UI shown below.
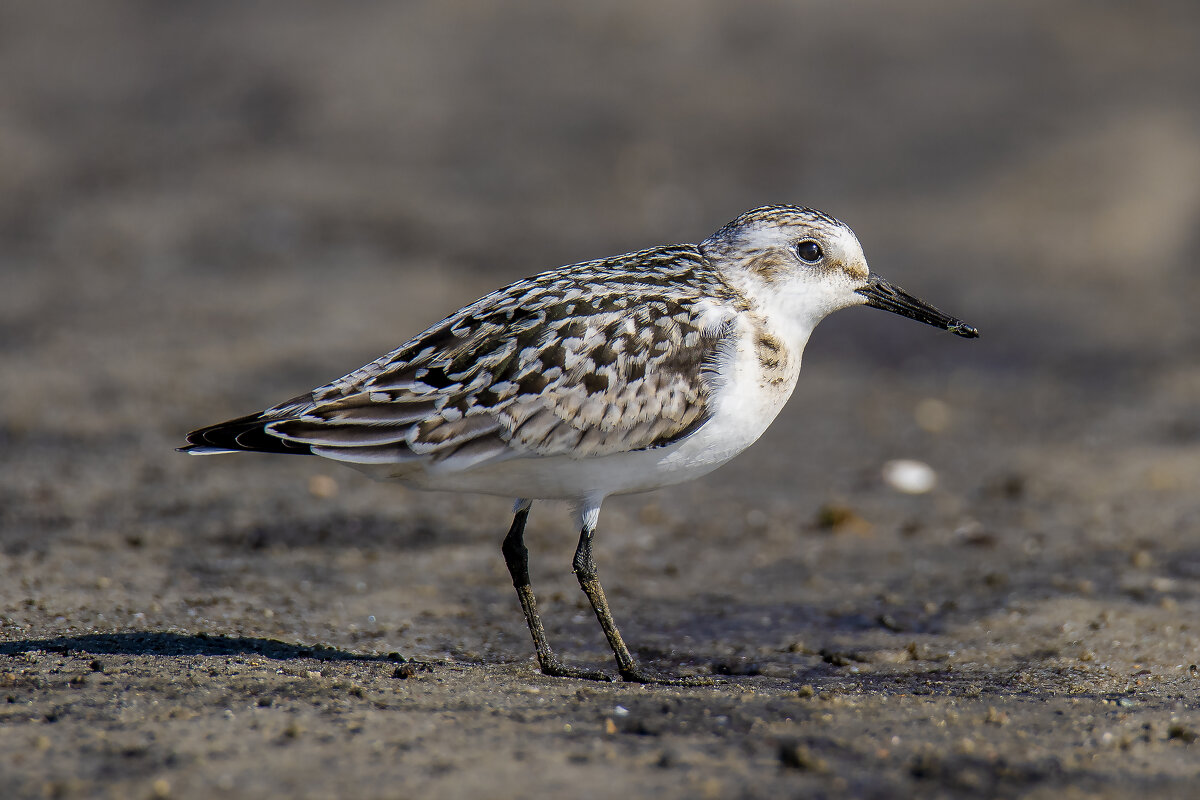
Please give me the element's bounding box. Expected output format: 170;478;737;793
700;205;979;339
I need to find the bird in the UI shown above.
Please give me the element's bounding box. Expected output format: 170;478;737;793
182;204;979;684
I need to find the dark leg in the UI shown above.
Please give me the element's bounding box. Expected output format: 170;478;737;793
500;501;611;681
572;522;713;686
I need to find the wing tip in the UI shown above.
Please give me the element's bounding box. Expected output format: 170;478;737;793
180;411;314;456
177;445;238;455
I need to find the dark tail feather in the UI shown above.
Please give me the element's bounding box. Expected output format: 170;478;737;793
180;411;313;455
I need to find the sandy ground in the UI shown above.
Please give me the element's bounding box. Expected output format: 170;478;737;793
3;3;1200;798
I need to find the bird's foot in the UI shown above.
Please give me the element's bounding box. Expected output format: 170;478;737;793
538;658;614;682
618;665;721;686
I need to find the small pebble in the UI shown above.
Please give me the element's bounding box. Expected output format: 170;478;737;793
1130;550;1153;569
815;504;871;534
882;460;937;494
778;739;827;771
1168;723;1197;743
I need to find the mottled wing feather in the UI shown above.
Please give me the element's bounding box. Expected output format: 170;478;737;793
264;245;744;466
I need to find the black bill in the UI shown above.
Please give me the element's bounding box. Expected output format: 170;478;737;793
856;274;979;338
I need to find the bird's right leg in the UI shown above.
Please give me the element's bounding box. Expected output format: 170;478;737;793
500;500;612;681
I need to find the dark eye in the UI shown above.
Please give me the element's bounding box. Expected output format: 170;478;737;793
796;241;823;263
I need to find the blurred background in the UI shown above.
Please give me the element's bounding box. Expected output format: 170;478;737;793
2;1;1198;650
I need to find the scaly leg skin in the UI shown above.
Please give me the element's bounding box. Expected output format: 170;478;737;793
500;501;612;682
571;523;715;686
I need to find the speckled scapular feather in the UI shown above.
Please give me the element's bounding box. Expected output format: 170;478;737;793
182;204;978;684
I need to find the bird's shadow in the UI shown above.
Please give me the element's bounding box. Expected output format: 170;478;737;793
0;632;403;662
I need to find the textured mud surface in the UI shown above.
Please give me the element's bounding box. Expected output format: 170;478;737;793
3;3;1200;798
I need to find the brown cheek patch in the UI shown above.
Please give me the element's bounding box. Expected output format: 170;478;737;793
748;253;791;283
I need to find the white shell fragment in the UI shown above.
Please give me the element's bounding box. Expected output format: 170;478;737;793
882;459;938;494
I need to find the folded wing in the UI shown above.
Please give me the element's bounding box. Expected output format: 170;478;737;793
183;248;739;473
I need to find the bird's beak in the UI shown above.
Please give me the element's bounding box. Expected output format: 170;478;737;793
855;274;979;338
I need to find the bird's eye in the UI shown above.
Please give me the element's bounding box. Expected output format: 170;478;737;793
796;241;823;263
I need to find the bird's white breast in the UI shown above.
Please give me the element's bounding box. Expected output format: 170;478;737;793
646;312;803;481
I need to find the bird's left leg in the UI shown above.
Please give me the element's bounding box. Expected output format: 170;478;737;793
571;503;713;686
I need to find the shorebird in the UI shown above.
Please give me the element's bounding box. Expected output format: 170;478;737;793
182;205;978;684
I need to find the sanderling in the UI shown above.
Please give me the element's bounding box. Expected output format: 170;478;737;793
182;205;978;684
